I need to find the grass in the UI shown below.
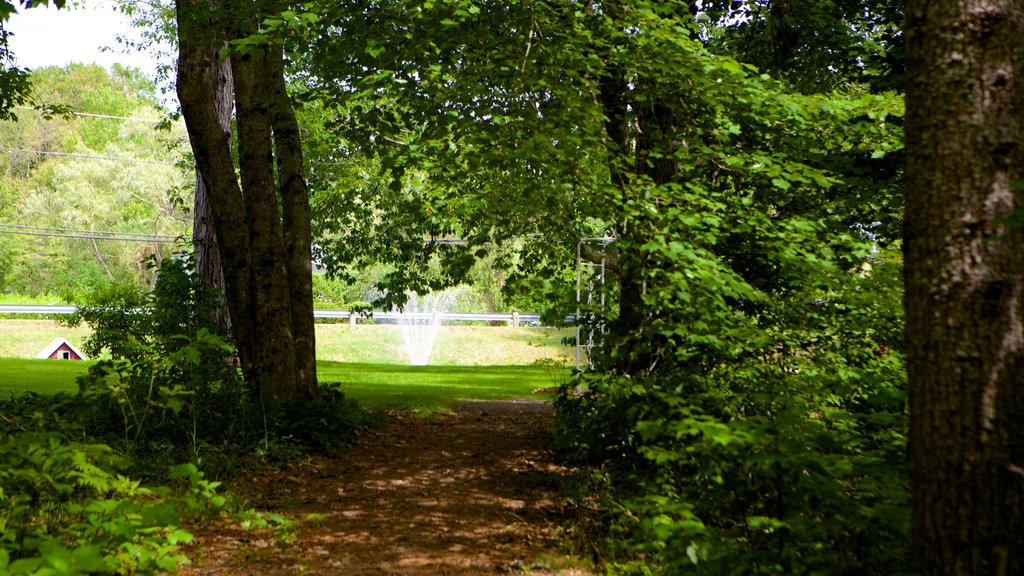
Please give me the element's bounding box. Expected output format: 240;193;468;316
320;361;570;413
0;358;95;397
0;293;70;306
0;320;572;365
0;320;91;359
0;320;575;408
316;323;573;365
0;359;571;411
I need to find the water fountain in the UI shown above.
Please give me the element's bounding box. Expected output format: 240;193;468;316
397;288;462;366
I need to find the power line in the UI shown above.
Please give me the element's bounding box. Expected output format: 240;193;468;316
0;147;176;165
13;106;183;125
1;230;180;243
0;223;187;243
3;107;185;165
2;110;188;244
0;223;183;240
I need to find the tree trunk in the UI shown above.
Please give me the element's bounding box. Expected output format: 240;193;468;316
177;0;320;401
596;51;680;372
597;64;646;346
192;48;232;330
267;44;319;399
176;0;258;382
230;34;302;400
904;1;1024;574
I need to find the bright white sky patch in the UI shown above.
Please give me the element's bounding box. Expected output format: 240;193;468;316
6;2;157;77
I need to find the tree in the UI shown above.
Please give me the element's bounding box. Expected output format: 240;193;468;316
904;1;1024;574
302;0;901;343
175;0;318;401
297;1;908;572
0;65;190;295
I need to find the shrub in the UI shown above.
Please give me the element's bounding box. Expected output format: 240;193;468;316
0;435;223;575
554;252;909;575
60;253;373;471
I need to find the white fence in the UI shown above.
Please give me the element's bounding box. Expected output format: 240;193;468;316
0;305;543;327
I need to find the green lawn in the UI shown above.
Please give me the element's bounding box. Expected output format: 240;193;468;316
0;320;574;409
0;320;91;360
1;320;572;365
0;358;571;411
0;358;94;397
314;323;572;366
319;361;569;412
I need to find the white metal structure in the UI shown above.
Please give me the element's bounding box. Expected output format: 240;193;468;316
576;236;615;370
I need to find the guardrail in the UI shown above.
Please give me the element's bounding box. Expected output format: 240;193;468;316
0;305;544;327
0;305;78;315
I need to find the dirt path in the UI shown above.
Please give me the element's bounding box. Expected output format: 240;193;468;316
178;399;590;575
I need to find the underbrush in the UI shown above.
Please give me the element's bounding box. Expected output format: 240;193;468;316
0;438;221;575
0;257;377;574
553;258;910;575
556;367;908;576
0;370;375;575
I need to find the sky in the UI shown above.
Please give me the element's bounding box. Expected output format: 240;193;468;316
6;2;161;78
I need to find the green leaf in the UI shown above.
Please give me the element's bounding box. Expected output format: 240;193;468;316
9;557;43;574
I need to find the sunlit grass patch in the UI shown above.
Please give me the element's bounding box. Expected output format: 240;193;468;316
318;361;570;413
0;358;93;397
0;320;91;359
0;358;572;414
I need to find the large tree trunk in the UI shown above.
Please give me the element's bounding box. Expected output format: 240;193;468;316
176;0;258;379
176;0;320;401
229;23;301;400
597;64;646;347
904;1;1024;574
596;53;680;372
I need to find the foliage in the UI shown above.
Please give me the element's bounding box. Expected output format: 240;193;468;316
557;332;908;574
697;0;904;94
290;0;907;572
0;434;222;575
310;273;353;309
542;27;907;576
74;328;236;459
2;0;913;573
297;0;607;314
0;256;375;571
0;62;29;122
0;292;68;306
310;257;525;315
298;6;907;572
257;385;374;457
56;255;366;468
63;255;222;362
0;0;37;123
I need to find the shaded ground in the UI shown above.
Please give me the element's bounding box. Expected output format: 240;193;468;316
178;399;591;575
